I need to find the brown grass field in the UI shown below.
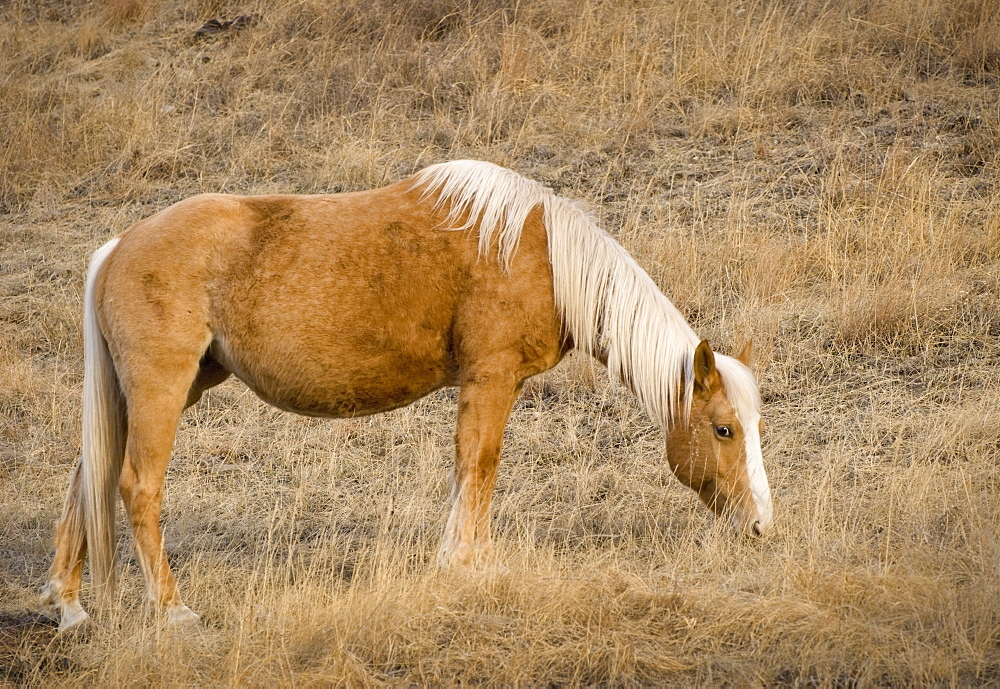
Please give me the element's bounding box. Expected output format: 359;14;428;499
2;0;1000;684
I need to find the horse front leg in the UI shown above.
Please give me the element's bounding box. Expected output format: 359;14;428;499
438;375;522;569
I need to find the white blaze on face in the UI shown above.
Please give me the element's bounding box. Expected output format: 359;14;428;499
715;354;773;534
742;414;772;532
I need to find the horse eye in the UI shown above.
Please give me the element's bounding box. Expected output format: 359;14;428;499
715;425;732;439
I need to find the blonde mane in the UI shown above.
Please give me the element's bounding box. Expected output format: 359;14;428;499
414;160;715;428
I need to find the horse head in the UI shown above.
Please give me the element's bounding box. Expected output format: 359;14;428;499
666;340;773;537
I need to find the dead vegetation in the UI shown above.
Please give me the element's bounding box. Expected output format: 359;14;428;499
2;0;999;684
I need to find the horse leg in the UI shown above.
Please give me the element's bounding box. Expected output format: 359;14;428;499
41;460;91;630
118;358;204;624
438;374;522;569
43;376;127;632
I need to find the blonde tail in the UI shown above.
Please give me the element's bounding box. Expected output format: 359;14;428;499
80;238;126;604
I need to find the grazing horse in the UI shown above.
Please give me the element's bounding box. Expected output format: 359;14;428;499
42;160;773;631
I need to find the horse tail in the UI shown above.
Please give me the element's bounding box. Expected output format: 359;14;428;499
80;237;126;603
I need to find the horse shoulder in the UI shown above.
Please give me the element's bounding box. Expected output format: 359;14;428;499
454;205;565;380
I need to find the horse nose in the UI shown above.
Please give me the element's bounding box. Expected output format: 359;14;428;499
750;519;771;537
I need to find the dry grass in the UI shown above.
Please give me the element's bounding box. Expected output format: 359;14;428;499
2;0;1000;684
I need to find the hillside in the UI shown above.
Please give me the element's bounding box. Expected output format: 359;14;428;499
2;0;999;684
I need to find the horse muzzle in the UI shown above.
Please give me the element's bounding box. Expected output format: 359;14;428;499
730;500;773;537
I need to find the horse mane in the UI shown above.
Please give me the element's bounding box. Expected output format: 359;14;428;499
413;160;714;428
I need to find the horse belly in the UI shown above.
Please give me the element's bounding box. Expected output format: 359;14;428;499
249;371;448;419
210;318;455;419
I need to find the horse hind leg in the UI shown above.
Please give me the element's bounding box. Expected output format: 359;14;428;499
438;373;522;569
42;461;93;631
116;341;210;624
44;345;219;631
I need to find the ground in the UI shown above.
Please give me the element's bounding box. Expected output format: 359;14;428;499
1;0;999;684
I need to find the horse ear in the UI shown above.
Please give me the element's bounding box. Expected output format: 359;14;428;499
735;339;753;367
693;340;721;393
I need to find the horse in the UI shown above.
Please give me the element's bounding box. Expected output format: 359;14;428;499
41;160;773;632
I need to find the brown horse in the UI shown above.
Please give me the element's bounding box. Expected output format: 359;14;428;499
42;160;773;631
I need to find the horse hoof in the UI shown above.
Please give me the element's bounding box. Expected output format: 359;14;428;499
167;604;201;626
57;606;91;634
43;584;91;634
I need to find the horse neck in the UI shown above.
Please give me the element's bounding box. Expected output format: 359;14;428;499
543;197;699;429
411;160;700;428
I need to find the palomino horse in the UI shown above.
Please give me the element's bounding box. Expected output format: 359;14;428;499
42;160;773;631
